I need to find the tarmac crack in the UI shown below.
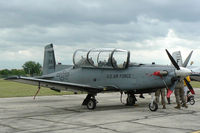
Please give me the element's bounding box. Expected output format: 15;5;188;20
128;111;197;132
95;125;130;133
0;110;80;120
0;123;24;132
18;117;123;133
94;110;197;132
27;116;129;133
130;121;193;132
44;105;86;113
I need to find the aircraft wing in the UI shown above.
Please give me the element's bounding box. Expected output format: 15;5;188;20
188;66;200;82
6;76;107;93
190;74;200;82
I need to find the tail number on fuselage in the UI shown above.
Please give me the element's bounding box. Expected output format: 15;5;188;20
56;71;70;81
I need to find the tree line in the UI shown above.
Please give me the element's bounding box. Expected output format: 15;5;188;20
0;61;42;78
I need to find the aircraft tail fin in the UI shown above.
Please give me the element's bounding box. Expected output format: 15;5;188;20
183;51;193;67
43;44;56;75
172;50;193;67
172;51;183;66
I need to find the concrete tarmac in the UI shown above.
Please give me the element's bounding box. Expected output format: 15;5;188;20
0;89;200;133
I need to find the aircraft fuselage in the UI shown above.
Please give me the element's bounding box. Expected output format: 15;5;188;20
47;64;175;93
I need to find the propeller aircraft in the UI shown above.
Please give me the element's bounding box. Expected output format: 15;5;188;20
7;44;194;111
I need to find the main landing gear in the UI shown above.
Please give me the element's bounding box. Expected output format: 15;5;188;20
124;92;158;111
82;94;97;110
82;92;158;111
126;93;137;106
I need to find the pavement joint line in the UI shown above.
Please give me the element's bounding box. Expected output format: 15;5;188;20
27;114;146;133
15;126;90;133
15;118;125;133
26;116;120;130
0;110;81;120
2;107;196;133
1;116;96;133
27;117;89;128
126;111;197;131
0;123;24;132
130;121;193;132
96;112;171;126
95;125;128;133
43;105;86;113
0;90;200;133
91;110;197;132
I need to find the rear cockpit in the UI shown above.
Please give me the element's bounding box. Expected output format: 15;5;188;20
73;48;130;69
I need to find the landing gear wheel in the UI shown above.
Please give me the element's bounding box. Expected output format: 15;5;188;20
87;99;96;110
126;93;137;106
82;94;97;110
126;97;135;106
189;98;195;105
149;102;158;111
187;95;195;105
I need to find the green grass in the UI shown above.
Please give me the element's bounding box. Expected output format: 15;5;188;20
0;79;75;98
191;81;200;88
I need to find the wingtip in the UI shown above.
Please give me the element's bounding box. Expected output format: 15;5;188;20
5;76;20;80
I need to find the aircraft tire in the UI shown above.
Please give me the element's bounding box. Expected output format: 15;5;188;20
149;102;158;111
189;98;195;105
87;99;96;110
126;97;135;106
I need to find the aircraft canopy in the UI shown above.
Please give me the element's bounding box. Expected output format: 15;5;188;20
73;48;130;69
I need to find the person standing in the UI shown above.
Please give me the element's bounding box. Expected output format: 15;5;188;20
174;79;188;109
155;88;166;109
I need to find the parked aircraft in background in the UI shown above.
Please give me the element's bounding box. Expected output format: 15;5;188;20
7;44;194;111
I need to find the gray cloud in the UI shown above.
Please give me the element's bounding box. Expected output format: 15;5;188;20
1;0;200;69
1;0;200;27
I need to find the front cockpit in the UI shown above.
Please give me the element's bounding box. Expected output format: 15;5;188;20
73;48;130;69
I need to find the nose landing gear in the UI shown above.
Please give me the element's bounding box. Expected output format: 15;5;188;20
149;93;158;111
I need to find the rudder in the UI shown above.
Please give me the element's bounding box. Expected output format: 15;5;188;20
172;51;183;66
43;44;56;75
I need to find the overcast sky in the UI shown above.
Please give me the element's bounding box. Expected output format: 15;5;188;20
1;0;200;69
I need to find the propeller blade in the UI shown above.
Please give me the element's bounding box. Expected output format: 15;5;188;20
166;49;180;70
167;80;178;98
167;88;173;98
184;78;195;94
183;51;193;67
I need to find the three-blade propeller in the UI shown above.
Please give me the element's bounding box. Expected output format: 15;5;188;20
165;49;195;94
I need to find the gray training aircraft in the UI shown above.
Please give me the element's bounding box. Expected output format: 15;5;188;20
7;44;194;111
